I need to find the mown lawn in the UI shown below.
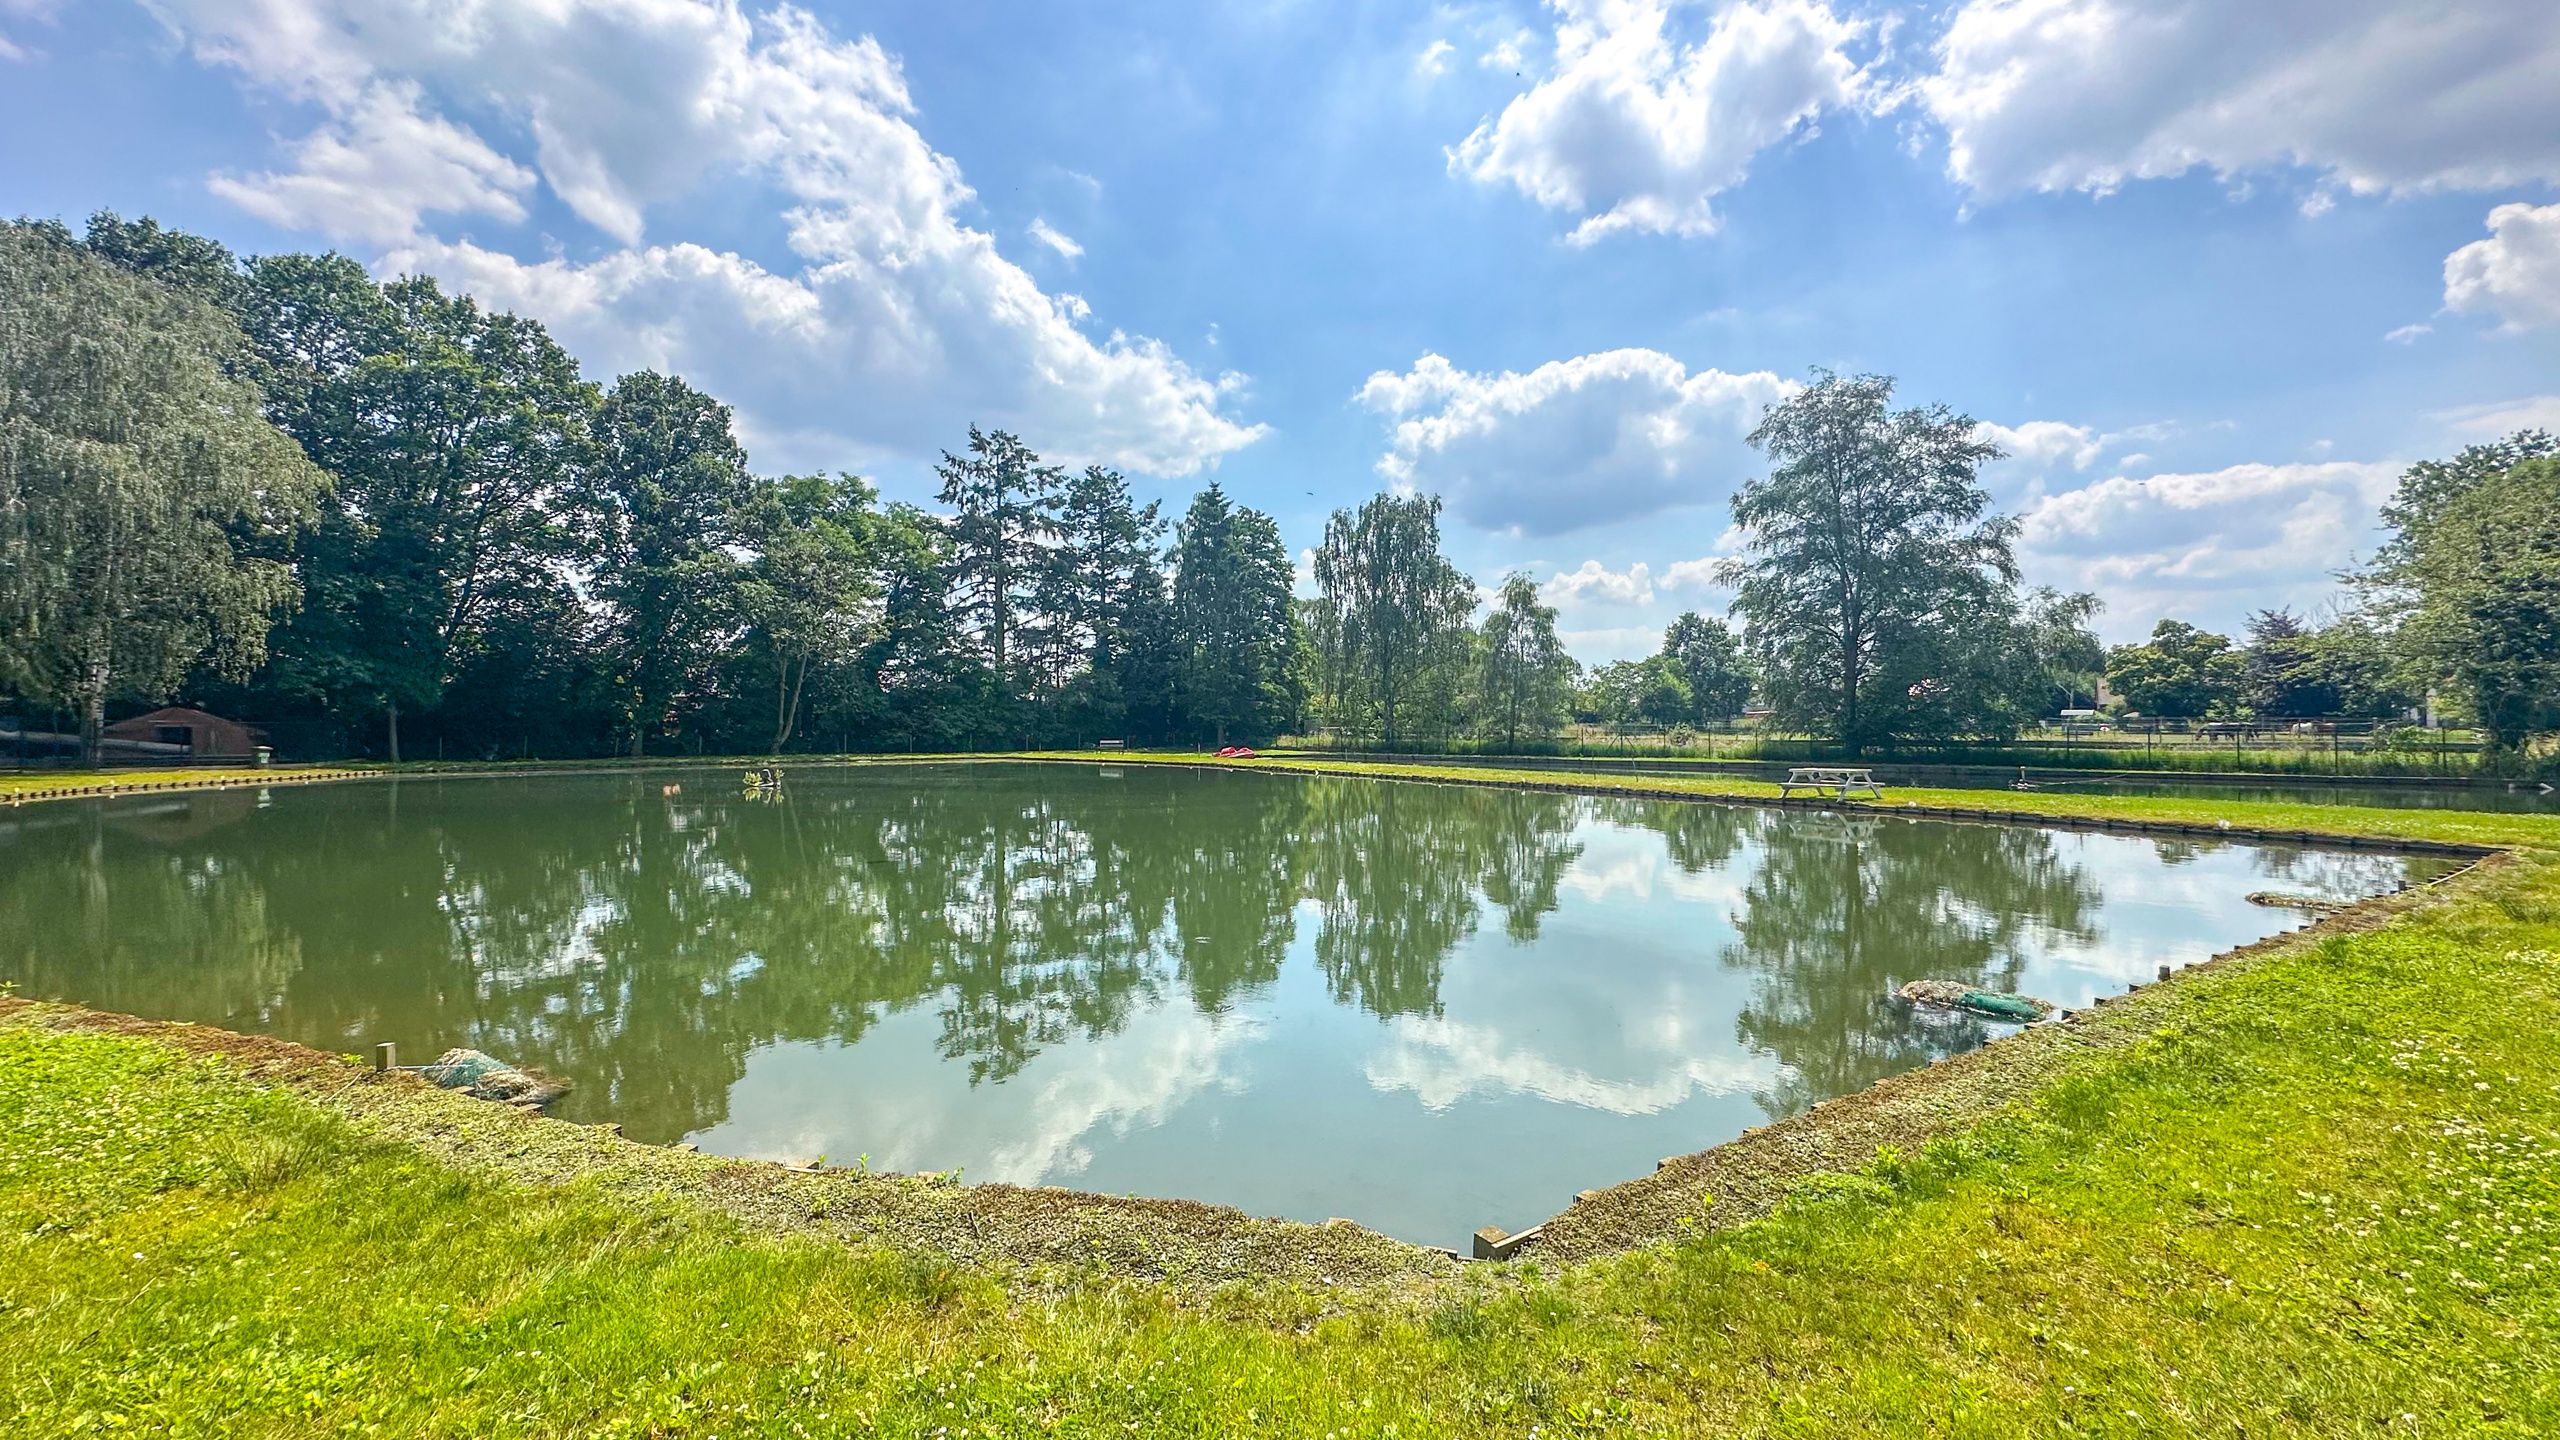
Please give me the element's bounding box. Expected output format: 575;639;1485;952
1073;751;2560;852
3;767;2558;1436
0;767;368;803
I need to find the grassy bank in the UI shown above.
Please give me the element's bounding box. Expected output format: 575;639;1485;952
4;760;2559;1434
0;766;370;804
1046;751;2560;851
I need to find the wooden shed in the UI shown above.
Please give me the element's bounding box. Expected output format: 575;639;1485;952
101;706;267;758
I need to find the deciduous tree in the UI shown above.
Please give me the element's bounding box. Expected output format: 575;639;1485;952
1310;493;1476;747
0;223;323;760
1725;371;2018;753
1476;573;1574;745
588;371;753;755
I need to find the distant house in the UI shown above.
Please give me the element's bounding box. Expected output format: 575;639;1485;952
102;707;266;758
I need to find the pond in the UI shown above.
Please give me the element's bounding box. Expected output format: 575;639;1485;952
0;762;2458;1248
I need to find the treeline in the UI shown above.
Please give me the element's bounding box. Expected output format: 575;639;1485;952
2101;430;2560;749
2;215;1300;760
6;213;2555;763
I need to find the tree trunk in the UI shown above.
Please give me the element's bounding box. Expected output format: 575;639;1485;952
386;697;402;765
77;659;107;769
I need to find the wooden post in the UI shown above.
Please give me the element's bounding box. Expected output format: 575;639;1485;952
375;1041;395;1073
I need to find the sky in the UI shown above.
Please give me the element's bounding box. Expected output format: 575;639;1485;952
3;0;2557;662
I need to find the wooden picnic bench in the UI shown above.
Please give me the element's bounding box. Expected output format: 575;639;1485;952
1778;766;1884;800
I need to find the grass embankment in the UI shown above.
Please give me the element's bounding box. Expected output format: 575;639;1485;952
1035;751;2560;852
0;767;369;804
4;763;2559;1434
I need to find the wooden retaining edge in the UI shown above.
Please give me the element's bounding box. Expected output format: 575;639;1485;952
2;768;371;807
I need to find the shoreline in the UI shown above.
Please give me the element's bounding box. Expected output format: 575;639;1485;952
0;757;2512;1279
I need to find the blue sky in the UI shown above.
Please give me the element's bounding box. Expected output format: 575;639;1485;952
4;1;2557;660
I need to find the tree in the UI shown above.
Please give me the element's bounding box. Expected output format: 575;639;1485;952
2022;587;2105;711
1659;611;1753;721
737;474;882;753
587;371;754;754
2386;457;2560;751
2305;617;2415;719
1725;371;2019;752
1583;656;1687;728
2104;620;2244;718
1042;465;1174;739
1310;493;1476;747
235;263;598;760
935;427;1062;700
0;223;324;760
1475;573;1574;745
2240;608;2333;718
81;210;248;313
1171;484;1299;745
2374;431;2559;576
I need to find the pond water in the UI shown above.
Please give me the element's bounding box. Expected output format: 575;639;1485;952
0;762;2457;1247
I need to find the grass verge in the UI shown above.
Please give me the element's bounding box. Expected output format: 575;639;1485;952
0;767;369;804
4;759;2558;1434
1047;751;2559;852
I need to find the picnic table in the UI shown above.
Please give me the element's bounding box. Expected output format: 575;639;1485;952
1779;766;1884;800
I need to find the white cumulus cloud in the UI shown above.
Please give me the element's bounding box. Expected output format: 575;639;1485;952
144;0;1262;478
1358;349;1793;535
1451;0;1867;243
207;80;535;243
1546;559;1655;607
2444;201;2560;331
1917;0;2560;199
2020;460;2397;638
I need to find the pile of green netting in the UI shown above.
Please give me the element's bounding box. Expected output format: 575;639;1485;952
1897;979;2054;1022
417;1048;569;1108
2246;890;2347;914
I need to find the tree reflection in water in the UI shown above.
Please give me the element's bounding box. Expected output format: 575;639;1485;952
0;766;2436;1168
1717;812;2102;1116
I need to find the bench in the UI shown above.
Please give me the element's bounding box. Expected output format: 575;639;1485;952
1095;739;1126;751
1778;766;1883;800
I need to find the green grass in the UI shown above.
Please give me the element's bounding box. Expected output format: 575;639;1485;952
0;766;364;801
7;758;2560;1434
1282;732;2492;777
1053;751;2560;851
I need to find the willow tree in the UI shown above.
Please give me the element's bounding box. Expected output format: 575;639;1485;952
0;223;324;761
1725;371;2017;754
1311;492;1475;747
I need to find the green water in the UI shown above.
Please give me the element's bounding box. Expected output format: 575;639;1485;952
0;763;2451;1247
